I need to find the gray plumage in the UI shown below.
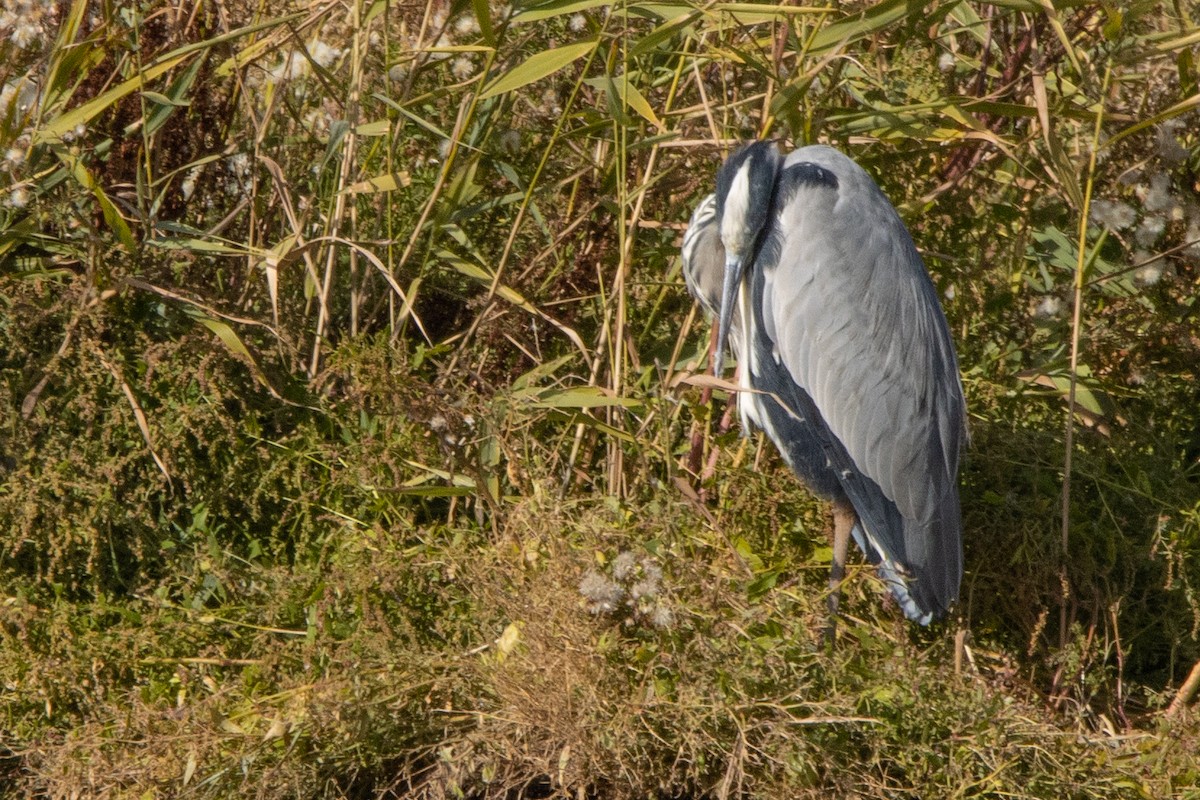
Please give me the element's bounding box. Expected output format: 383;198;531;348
681;142;966;624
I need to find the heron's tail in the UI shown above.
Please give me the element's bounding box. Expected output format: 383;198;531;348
848;522;934;626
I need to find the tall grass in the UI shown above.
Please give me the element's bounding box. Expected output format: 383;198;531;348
2;0;1200;796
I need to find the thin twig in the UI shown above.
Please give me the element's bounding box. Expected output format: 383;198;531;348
97;351;173;487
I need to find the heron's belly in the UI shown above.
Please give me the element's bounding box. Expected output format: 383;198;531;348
743;361;845;501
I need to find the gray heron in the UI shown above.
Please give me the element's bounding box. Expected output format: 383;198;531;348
681;141;966;632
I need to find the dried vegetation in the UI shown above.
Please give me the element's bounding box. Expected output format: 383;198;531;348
2;0;1200;797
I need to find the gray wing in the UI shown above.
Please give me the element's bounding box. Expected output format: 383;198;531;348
681;194;724;319
759;145;966;615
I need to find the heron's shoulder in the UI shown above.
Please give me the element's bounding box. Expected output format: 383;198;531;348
784;144;854;168
776;145;870;204
782;145;874;185
771;149;842;210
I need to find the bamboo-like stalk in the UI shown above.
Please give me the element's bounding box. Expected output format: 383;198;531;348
1166;658;1200;719
1059;64;1111;648
309;0;365;377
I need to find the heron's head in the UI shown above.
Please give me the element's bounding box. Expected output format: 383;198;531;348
711;141;782;375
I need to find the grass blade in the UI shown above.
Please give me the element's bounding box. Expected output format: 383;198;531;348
480;40;598;99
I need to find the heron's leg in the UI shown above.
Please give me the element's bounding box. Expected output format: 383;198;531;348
686;325;720;478
825;500;854;646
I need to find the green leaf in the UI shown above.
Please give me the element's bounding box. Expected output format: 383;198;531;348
511;354;576;391
355;119;390;136
321;119;351;173
393;485;477;498
480;430;501;503
55;149;136;252
148;237;248;255
342;171;413;194
809;0;934;56
36;54;190;143
947;2;989;45
733;537;765;573
1149;26;1200;56
472;0;495;45
588;73;662;130
43;0;90;99
546;410;638;443
440;250;536;313
1178;47;1197;97
141;90;190;107
400;460;480;491
37;15;303;143
210;13;310;77
1105;91;1200;150
629;11;701;58
190;313;254;361
373;93;452;139
1044;375;1106;417
525;386;642;410
144;57;203;136
595;72;636;127
747;570;780;602
512;0;611;24
479;40;597;99
711;2;823;25
365;0;387;24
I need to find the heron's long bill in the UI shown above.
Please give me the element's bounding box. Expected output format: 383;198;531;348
714;255;745;377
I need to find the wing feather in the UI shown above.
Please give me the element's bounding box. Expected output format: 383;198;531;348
760;146;966;614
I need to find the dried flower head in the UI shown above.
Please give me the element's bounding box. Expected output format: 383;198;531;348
309;40;342;69
1155;120;1188;164
451;56;474;81
8;185;29;209
630;579;658;601
1089;199;1136;231
1033;296;1062;319
1133;260;1164;287
579;571;624;614
611;551;638;581
453;15;481;38
650;604;674;629
2;0;55;50
1135;216;1166;247
1142;174;1174;214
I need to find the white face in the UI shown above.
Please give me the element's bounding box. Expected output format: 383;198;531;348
719;156;755;259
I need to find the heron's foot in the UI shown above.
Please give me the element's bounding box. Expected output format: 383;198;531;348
824;588;841;648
